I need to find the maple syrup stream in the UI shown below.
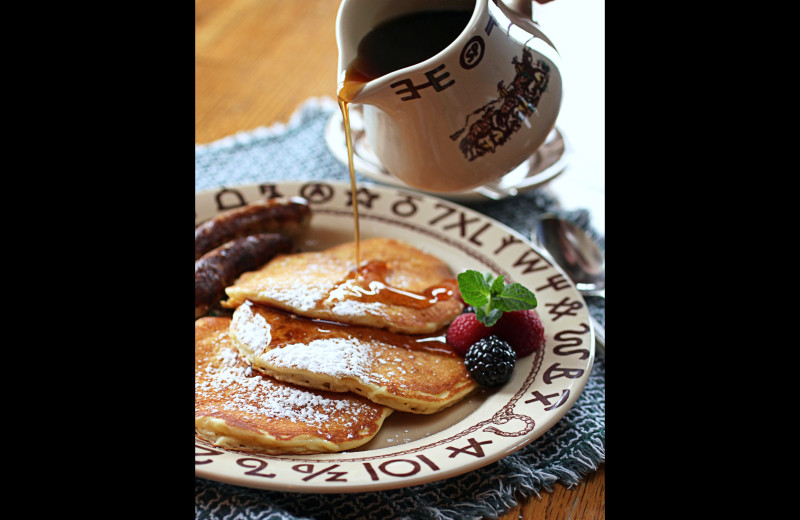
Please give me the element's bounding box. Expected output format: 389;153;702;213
338;97;361;278
336;11;470;306
338;94;458;310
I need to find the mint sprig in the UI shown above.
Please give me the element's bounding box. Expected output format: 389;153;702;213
457;270;537;327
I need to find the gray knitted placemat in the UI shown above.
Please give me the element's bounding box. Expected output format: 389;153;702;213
195;97;605;520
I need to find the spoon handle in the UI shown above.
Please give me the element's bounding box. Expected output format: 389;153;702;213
590;316;605;355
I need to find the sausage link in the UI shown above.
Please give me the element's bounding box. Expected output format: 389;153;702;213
195;233;293;318
195;197;311;260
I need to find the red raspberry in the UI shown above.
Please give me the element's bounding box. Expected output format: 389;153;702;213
446;313;493;355
494;310;544;357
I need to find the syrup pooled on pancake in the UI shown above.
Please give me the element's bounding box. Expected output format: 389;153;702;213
195;317;393;454
229;302;477;414
222;238;463;334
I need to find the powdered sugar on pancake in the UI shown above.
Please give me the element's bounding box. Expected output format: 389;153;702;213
229;301;271;355
259;337;374;379
196;333;377;429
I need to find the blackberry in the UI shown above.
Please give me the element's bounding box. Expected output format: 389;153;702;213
464;335;516;387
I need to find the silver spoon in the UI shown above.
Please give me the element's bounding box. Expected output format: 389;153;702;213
532;213;605;354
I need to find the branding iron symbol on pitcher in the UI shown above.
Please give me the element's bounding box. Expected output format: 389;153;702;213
450;47;551;161
390;64;455;101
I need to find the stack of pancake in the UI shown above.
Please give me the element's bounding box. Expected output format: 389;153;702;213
195;221;477;454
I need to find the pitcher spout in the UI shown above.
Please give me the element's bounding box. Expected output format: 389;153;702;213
334;0;366;103
335;0;477;107
337;73;391;107
334;0;396;106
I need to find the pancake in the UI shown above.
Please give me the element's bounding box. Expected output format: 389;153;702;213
222;238;463;334
229;301;477;414
195;317;393;454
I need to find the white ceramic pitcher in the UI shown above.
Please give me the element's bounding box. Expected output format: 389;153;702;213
336;0;563;193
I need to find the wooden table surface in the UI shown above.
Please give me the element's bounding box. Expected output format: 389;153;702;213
195;1;605;517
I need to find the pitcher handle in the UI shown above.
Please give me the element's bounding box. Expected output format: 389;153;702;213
495;0;559;53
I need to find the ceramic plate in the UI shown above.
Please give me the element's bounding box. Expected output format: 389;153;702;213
324;106;571;202
195;181;595;493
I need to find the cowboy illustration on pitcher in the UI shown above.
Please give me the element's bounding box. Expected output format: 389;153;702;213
451;47;551;161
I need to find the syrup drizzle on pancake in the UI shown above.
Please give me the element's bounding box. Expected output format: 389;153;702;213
230;302;475;414
326;260;458;309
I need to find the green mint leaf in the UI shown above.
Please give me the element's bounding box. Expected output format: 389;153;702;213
457;270;490;307
482;308;504;327
493;283;538;311
475;306;503;327
458;270;538;326
490;275;505;297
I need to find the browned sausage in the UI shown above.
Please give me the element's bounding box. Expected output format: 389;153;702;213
195;197;311;260
195;233;293;318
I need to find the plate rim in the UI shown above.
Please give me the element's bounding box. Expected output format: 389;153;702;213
195;180;595;493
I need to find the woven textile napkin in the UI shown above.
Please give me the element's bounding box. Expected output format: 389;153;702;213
195;97;605;520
